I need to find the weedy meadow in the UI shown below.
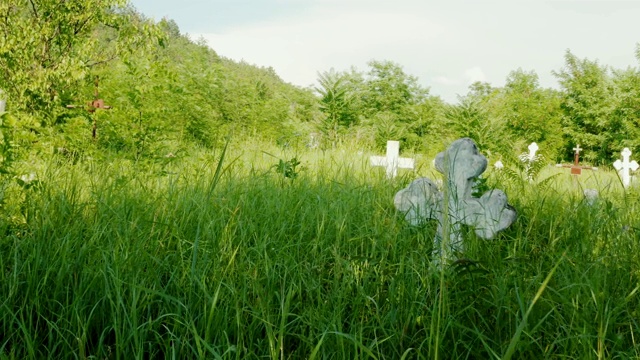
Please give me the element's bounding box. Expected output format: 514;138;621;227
1;139;639;359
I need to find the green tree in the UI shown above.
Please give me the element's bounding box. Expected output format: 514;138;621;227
501;69;564;159
314;69;360;146
553;51;616;163
218;60;298;140
360;60;435;149
443;96;511;156
0;0;158;122
402;95;446;152
361;60;428;117
610;48;640;156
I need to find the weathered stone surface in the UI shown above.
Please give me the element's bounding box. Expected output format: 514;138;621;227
395;138;516;266
394;178;441;226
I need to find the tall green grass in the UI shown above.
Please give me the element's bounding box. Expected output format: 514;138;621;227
1;142;639;359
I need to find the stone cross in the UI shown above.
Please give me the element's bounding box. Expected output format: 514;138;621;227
394;138;516;267
517;142;541;182
370;140;415;178
527;142;539;161
613;148;639;188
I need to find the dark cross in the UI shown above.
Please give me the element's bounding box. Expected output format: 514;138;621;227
556;144;597;176
66;76;111;139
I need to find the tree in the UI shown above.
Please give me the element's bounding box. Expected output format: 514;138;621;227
443;96;511;156
314;69;360;145
501;69;564;159
361;60;428;117
610;66;640;155
553;51;616;163
360;60;436;149
0;0;159;122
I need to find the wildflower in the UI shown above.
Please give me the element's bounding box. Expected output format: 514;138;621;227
18;173;36;183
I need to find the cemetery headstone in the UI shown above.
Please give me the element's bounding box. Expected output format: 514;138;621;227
370;140;415;178
571;145;582;175
613;148;638;188
556;144;597;175
526;142;538;161
394;138;516;267
518;142;543;182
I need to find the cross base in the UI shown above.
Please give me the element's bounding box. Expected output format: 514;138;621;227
556;164;598;175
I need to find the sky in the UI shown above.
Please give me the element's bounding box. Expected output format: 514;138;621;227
129;0;640;103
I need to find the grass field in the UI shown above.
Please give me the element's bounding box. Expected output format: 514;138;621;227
1;140;639;359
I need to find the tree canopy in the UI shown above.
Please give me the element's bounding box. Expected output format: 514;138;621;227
1;2;640;167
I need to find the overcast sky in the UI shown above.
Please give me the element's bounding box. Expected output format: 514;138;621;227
129;0;640;103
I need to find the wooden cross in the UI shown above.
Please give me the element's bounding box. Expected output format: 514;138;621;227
613;148;639;188
556;144;597;175
370;140;415;178
66;76;111;139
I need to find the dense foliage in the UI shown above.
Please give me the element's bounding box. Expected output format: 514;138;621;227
1;147;639;358
1;2;640;168
2;2;640;358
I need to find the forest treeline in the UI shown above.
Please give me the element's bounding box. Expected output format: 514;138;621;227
1;0;640;170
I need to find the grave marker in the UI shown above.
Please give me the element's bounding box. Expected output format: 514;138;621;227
66;76;111;139
394;138;516;267
370;140;414;178
527;142;538;161
613;148;638;188
556;144;597;175
571;145;582;174
518;142;543;182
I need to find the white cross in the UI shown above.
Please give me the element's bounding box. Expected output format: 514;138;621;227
370;140;414;178
573;144;582;154
613;148;639;188
527;142;539;161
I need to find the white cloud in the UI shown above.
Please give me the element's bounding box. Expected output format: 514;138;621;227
180;0;640;103
464;67;487;84
193;4;448;88
433;76;460;86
